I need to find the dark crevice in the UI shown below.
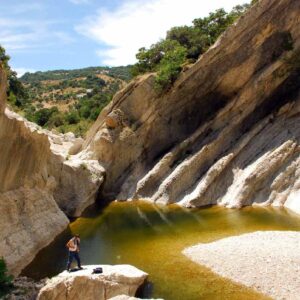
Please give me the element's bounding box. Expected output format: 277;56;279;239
254;31;294;76
239;68;300;135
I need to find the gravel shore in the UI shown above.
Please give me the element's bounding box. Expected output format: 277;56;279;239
183;231;300;300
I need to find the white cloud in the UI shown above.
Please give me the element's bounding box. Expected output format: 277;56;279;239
76;0;250;66
1;3;44;15
0;17;74;52
13;68;36;78
53;32;76;44
0;30;40;51
69;0;90;4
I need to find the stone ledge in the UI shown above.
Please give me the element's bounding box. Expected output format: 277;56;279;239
37;265;148;300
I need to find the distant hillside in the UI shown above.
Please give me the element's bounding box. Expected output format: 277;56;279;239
12;66;132;136
20;66;132;83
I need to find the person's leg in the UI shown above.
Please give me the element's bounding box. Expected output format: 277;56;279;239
66;251;74;271
74;252;82;268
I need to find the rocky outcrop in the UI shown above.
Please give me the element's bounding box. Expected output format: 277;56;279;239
0;88;67;275
0;64;104;275
37;265;148;300
3;277;46;300
83;0;300;213
183;231;300;300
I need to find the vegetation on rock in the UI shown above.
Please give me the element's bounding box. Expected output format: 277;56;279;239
0;46;30;111
131;2;258;91
0;258;13;297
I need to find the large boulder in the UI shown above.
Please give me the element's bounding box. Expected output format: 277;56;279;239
37;265;148;300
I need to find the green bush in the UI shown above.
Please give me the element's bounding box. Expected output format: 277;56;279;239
131;4;251;91
154;41;187;91
47;112;66;128
90;107;101;121
65;110;80;125
30;107;58;126
0;258;13;297
0;46;10;68
57;120;91;137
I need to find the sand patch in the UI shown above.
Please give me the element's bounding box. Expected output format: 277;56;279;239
183;231;300;300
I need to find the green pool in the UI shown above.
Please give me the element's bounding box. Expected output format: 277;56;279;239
23;201;300;299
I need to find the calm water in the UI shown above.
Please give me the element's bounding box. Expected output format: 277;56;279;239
23;201;300;300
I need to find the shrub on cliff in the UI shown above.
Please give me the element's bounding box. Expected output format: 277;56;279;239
0;46;10;68
154;41;187;91
132;40;187;91
26;107;59;127
0;258;13;297
0;45;30;109
65;110;80;125
131;4;251;91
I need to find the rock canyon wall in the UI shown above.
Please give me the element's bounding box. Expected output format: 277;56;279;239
0;64;104;275
83;0;300;212
1;0;300;277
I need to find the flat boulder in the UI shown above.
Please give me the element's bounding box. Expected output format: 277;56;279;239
37;265;148;300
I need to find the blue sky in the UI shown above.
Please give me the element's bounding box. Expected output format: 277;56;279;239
0;0;250;76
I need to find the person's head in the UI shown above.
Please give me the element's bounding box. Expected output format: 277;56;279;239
74;234;80;239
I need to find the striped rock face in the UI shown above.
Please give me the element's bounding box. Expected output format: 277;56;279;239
83;0;300;213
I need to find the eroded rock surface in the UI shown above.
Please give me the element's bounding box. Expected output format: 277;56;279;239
83;0;300;213
37;265;148;300
0;64;104;275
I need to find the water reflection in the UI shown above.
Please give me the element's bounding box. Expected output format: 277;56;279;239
23;201;300;300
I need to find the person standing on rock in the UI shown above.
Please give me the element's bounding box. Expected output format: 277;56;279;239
66;234;82;271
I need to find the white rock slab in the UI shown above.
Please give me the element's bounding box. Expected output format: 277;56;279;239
38;265;148;300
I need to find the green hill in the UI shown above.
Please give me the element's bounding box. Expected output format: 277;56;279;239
11;66;132;136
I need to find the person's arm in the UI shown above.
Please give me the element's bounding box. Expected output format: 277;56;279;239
77;238;80;252
66;240;71;249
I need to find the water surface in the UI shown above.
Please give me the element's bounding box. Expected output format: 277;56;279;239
24;201;300;299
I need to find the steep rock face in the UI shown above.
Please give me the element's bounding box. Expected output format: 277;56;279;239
82;75;157;199
0;64;104;275
0;109;68;275
37;265;148;300
83;0;300;212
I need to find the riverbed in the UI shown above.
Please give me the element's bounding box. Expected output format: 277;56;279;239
23;201;300;299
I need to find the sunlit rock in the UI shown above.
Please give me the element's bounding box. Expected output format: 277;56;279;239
83;0;300;213
0;64;104;275
37;265;148;300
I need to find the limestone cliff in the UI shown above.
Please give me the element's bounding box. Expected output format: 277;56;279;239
0;64;104;275
83;0;300;213
1;0;300;279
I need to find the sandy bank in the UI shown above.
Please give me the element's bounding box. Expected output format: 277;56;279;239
183;231;300;300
